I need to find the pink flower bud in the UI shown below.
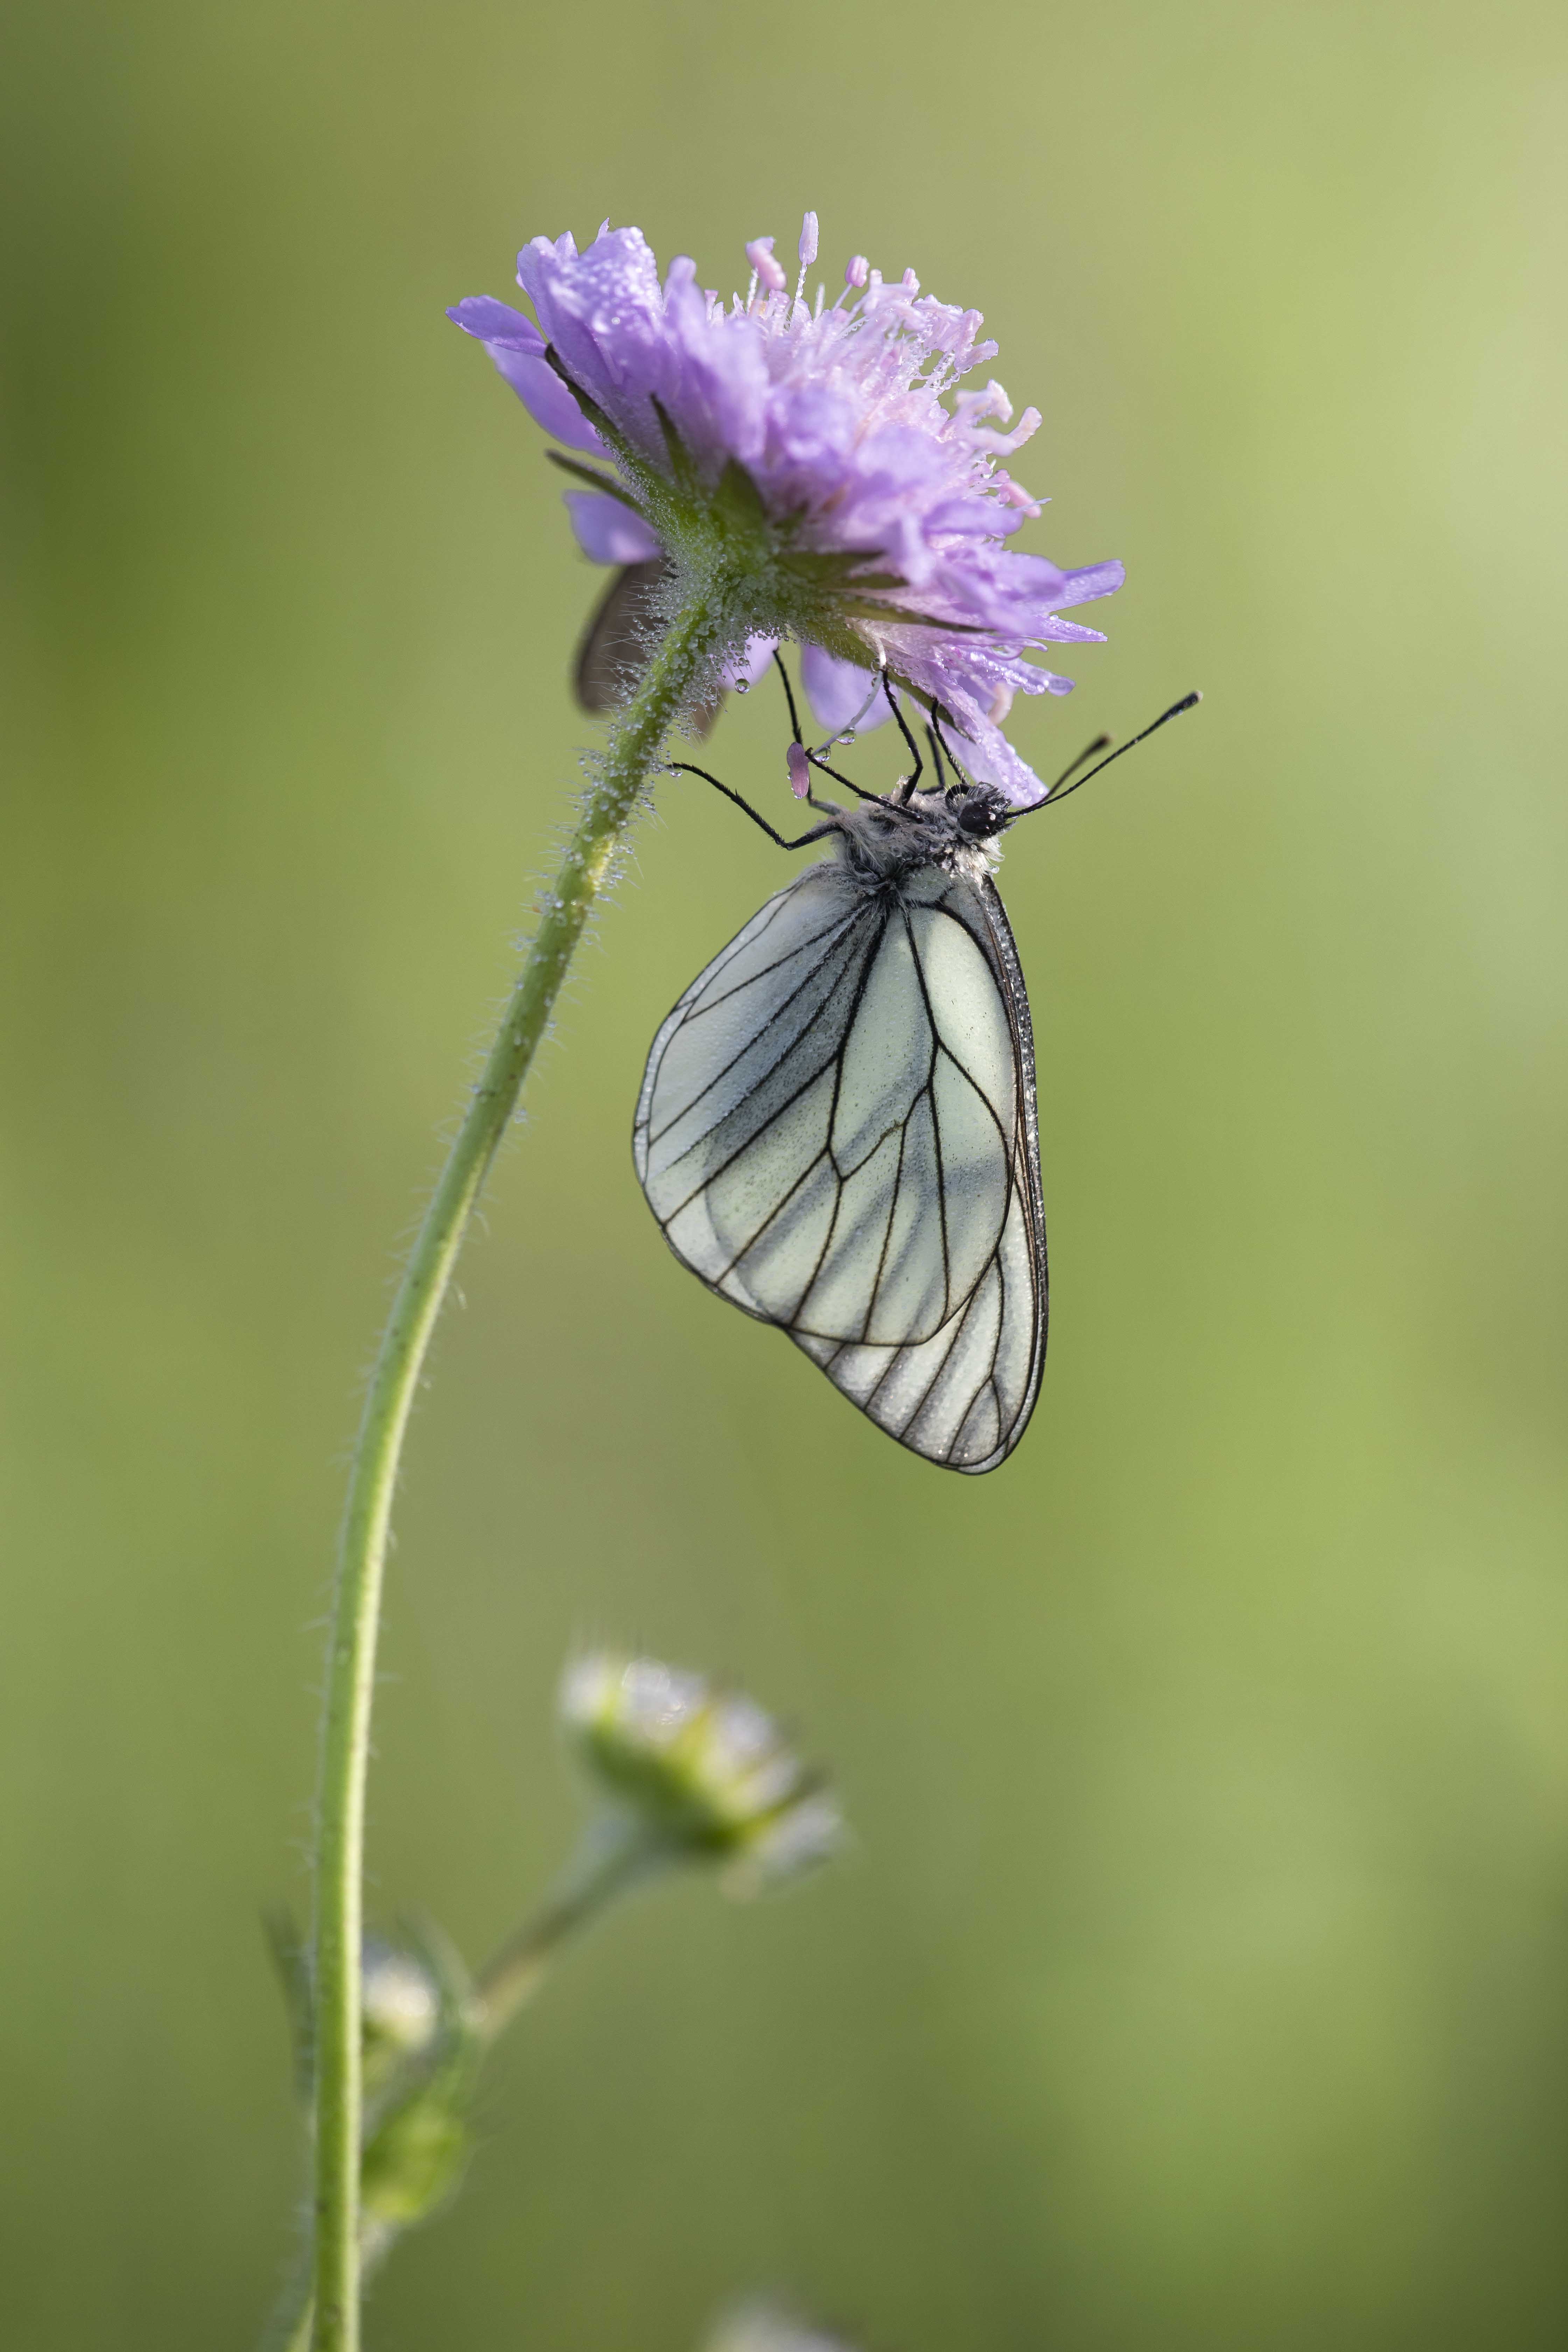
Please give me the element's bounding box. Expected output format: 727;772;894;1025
798;212;819;267
844;254;869;288
786;742;811;800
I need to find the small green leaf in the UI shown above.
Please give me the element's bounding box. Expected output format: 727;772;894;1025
262;1907;314;2099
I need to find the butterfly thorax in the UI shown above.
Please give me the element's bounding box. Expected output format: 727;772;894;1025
830;789;1009;896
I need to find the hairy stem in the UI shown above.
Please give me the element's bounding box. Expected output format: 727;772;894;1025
267;1822;661;2352
307;598;715;2351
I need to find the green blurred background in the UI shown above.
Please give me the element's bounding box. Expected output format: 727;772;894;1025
4;1;1566;2345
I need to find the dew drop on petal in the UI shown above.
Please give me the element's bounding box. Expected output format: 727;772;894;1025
735;678;750;694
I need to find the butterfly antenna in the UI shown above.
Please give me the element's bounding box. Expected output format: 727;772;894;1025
1049;731;1113;794
1017;691;1202;816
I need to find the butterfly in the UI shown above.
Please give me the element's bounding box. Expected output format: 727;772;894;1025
629;658;1199;1474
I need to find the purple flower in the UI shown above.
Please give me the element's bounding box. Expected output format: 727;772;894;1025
450;216;1124;805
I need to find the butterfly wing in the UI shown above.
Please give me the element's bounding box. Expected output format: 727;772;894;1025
634;856;1046;1473
790;873;1046;1475
575;561;722;738
635;862;893;1330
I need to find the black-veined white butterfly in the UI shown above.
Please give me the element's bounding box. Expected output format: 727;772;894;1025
631;659;1199;1474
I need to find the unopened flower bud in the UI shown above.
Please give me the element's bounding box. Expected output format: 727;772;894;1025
705;2302;863;2352
560;1652;844;1893
798;212;819;268
844;254;870;288
358;1930;477;2227
786;741;811;799
361;1936;442;2060
360;2091;469;2228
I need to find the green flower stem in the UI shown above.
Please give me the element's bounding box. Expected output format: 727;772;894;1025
471;1816;664;2039
267;1821;663;2352
307;595;716;2352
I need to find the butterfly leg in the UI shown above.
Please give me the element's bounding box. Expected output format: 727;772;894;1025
929;701;977;791
663;761;840;852
884;670;927;805
765;647;888;804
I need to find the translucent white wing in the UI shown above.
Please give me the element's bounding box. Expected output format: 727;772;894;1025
633;858;1045;1472
789;874;1045;1473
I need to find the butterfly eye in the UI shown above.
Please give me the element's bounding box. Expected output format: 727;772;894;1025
957;796;1005;838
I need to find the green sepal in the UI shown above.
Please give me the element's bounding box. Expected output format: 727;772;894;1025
649;395;701;497
833;599;987;631
542;348;664;505
544;450;649;514
712;458;772;559
541;345;615;440
774;548;904;590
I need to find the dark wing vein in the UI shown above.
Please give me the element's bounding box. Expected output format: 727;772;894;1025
645;910;870;1155
649;927;874;1194
786;870;1045;1473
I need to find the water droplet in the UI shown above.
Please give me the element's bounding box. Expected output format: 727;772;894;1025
838;730;856;745
735;677;750;694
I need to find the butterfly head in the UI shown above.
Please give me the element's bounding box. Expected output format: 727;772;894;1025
834;786;1010;890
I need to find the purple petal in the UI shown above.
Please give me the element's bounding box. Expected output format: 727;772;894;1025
1046;559;1125;610
946;712;1049;804
517;227;670;426
452;222;1129;755
487;346;603;454
1034;617;1109;645
447;296;545;354
448;297;603;454
720;634;779;690
562;492;660;566
800;645;894;734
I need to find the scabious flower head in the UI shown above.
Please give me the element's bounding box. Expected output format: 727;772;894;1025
450;215;1124;805
559;1652;842;1895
